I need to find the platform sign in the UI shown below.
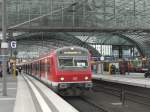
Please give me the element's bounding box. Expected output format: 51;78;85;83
10;41;16;48
1;42;9;48
100;56;104;61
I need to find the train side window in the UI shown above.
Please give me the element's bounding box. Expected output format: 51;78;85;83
39;61;41;72
35;63;37;74
45;61;48;73
30;64;31;74
41;61;43;71
42;62;44;72
37;62;40;72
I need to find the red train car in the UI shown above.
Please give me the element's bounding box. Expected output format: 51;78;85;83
22;46;92;95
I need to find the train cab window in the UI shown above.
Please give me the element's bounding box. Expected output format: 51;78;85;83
58;56;88;69
74;57;88;67
59;57;73;67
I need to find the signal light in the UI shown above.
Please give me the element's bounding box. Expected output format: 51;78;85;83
71;47;74;50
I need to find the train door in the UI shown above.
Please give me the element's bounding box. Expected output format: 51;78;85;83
35;62;37;76
37;61;40;77
31;63;34;76
39;60;42;78
45;58;48;81
50;57;54;79
44;57;51;81
29;64;31;75
40;60;44;78
25;65;27;73
47;57;50;79
32;63;35;76
28;64;29;74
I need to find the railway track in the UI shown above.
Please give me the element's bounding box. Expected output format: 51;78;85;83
93;80;150;106
22;74;150;112
64;96;111;112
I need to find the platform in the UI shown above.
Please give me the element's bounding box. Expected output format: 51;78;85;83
0;74;79;112
0;75;17;112
14;74;78;112
92;72;150;88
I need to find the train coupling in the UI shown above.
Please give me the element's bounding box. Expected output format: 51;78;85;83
59;83;68;89
85;82;93;88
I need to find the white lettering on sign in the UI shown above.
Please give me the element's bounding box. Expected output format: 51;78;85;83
11;41;16;48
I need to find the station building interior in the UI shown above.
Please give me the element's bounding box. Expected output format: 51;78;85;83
1;1;150;112
1;0;150;74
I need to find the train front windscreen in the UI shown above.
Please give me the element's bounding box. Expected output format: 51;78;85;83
57;47;89;70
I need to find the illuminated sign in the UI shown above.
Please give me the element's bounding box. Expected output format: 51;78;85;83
63;51;81;55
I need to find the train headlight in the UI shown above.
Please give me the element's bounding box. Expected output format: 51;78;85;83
71;47;74;50
60;77;64;81
85;76;89;80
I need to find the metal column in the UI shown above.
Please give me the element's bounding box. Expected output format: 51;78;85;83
1;0;8;96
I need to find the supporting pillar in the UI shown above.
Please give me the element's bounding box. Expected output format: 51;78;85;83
1;0;8;96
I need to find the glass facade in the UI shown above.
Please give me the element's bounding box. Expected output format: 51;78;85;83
91;45;112;56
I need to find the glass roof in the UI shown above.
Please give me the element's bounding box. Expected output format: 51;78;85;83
0;0;149;29
14;32;101;58
0;0;150;57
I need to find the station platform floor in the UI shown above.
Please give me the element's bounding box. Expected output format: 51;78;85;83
0;75;17;112
0;74;78;112
92;72;150;88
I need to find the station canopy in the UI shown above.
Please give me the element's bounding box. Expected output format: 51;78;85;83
0;0;150;57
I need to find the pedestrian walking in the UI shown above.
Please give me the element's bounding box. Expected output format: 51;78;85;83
18;66;22;75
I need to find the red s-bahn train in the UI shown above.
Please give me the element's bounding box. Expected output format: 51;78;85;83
22;46;93;95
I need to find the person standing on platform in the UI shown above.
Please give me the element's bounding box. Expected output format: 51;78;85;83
119;60;125;75
0;65;2;78
111;64;116;75
18;66;22;75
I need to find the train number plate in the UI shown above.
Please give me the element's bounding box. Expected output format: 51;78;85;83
73;77;78;80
